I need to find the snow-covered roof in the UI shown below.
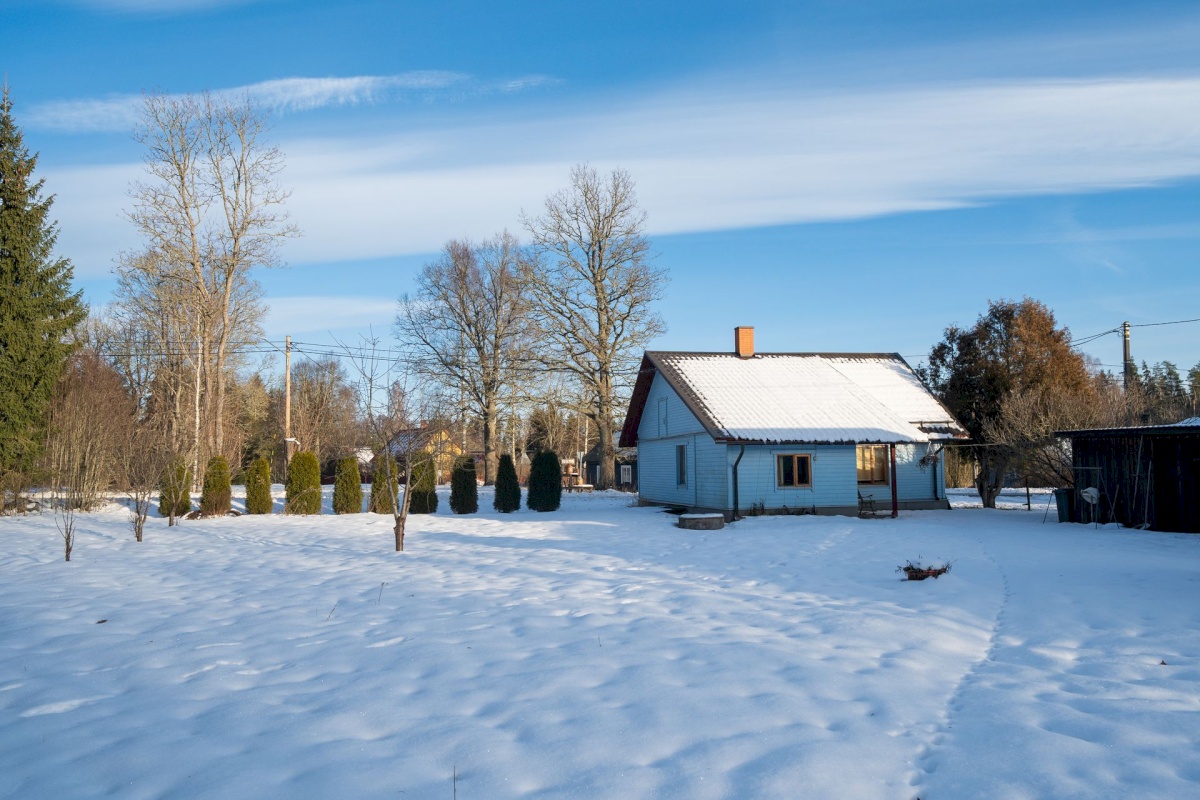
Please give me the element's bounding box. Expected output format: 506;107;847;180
1170;417;1200;427
621;352;966;446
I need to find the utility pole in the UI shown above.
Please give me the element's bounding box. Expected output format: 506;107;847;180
284;335;293;464
193;328;202;490
1122;321;1133;391
458;333;467;452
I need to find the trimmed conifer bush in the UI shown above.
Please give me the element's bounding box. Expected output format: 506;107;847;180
449;455;478;514
408;457;438;514
526;450;562;512
199;455;232;515
245;456;273;514
158;458;192;518
493;453;521;513
285;450;322;515
369;454;398;514
332;456;363;514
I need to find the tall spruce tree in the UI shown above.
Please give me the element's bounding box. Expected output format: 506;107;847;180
0;87;85;487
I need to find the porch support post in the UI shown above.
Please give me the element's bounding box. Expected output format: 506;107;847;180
890;444;899;518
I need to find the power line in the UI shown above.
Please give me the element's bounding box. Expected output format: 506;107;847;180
1067;327;1120;347
1129;317;1200;329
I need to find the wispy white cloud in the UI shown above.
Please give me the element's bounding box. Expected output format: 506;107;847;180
277;76;1200;260
496;76;563;94
29;97;146;135
242;73;470;111
26;71;555;132
46;75;1200;275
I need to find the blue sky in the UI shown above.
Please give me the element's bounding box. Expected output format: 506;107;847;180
7;0;1200;373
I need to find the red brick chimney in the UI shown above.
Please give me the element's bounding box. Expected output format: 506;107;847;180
734;326;755;358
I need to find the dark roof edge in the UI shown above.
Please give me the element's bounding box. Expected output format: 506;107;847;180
619;355;657;448
1056;424;1200;438
716;437;920;446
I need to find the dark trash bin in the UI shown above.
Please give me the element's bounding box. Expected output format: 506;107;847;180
1053;488;1075;523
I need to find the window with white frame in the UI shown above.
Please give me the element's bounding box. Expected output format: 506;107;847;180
620;464;632;484
676;444;687;486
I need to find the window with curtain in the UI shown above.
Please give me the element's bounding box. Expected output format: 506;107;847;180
857;445;889;485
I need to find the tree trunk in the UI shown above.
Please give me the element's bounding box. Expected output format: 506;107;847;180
393;453;413;551
974;448;1008;509
482;397;498;485
215;329;227;458
595;383;615;490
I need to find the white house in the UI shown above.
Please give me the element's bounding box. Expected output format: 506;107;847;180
620;327;967;517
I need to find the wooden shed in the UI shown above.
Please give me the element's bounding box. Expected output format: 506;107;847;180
1056;418;1200;533
582;441;637;490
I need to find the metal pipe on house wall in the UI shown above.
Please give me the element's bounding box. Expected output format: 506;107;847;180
890;444;899;518
731;444;746;521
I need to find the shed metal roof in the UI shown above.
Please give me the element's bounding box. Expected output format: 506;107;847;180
1056;417;1200;439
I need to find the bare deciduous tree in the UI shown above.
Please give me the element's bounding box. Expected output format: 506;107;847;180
285;356;359;467
396;232;530;484
338;335;441;551
44;350;132;512
125;91;296;482
44;349;134;559
521;165;667;489
986;377;1155;488
120;419;173;542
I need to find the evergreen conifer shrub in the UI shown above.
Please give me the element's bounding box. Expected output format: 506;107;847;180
158;458;192;517
449;455;478;514
285;450;322;514
332;456;363;514
199;455;232;515
493;453;521;513
526;450;562;512
369;455;398;514
245;456;273;514
408;457;438;514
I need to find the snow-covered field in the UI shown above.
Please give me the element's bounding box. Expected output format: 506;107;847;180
2;487;1198;799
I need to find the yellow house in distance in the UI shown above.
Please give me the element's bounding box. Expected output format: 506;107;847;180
386;425;464;484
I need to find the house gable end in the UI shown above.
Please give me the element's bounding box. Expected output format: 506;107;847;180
637;371;709;442
621;353;726;447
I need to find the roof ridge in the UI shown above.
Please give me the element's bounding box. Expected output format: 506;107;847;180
647;350;904;359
